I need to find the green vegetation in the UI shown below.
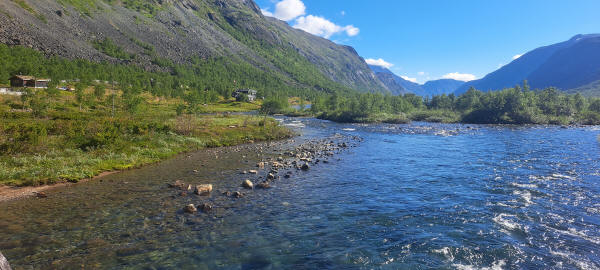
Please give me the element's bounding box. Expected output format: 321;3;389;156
310;82;600;125
0;44;332;103
11;0;47;22
11;0;35;14
0;88;291;186
56;0;163;17
0;43;297;186
92;38;134;60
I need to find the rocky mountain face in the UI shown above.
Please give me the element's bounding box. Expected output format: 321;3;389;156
369;65;464;96
0;0;387;93
455;34;600;94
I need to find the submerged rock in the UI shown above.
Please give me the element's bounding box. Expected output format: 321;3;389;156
194;184;213;195
169;180;185;189
36;191;47;198
0;251;11;270
301;163;310;170
267;173;276;180
198;203;213;213
242;179;254;189
257;181;271;189
184;204;197;213
233;191;244;198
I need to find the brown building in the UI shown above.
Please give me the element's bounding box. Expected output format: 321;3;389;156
9;75;50;88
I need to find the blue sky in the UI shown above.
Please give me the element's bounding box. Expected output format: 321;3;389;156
256;0;600;84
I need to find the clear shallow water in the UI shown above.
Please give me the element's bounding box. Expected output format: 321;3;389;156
1;118;600;269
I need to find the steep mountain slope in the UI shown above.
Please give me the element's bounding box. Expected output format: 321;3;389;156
368;65;409;95
455;34;600;94
369;65;463;96
0;0;386;94
527;36;600;90
369;64;421;95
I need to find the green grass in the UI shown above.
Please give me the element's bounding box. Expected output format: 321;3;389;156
198;100;261;113
0;91;291;186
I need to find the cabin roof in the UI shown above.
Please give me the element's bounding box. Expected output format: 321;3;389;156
10;75;50;81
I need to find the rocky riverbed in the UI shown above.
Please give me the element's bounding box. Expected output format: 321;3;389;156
165;134;363;217
0;131;362;268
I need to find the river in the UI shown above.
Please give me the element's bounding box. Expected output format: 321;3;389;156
1;117;599;269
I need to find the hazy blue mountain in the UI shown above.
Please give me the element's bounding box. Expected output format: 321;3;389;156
455;34;600;94
564;79;600;97
369;65;464;96
422;79;465;96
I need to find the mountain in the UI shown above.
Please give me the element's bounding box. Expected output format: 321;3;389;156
564;79;600;97
422;79;465;96
368;65;410;95
455;34;600;94
369;65;464;96
0;0;386;94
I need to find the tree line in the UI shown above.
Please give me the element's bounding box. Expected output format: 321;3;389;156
308;82;600;125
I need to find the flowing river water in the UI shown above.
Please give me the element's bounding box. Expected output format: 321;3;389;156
1;117;600;269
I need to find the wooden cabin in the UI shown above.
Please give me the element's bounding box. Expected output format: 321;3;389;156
9;75;51;89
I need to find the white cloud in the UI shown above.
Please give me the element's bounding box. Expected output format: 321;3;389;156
365;58;394;69
417;71;426;76
341;10;346;16
512;54;523;60
261;9;273;17
273;0;306;21
441;72;476;82
345;25;359;36
293;15;359;38
401;75;418;83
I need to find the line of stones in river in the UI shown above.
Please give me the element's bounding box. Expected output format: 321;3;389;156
168;134;363;215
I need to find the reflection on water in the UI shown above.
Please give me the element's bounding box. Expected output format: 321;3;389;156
1;118;599;269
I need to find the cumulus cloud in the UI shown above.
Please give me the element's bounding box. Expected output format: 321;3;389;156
273;0;306;21
293;15;359;38
263;0;359;39
401;76;418;83
365;58;394;69
512;54;523;60
261;9;273;17
442;72;476;82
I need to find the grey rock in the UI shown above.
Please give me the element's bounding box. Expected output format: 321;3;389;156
0;251;11;270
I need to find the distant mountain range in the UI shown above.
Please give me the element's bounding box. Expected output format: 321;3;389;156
368;65;465;96
455;34;600;95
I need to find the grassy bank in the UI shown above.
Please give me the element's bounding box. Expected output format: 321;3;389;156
0;90;292;186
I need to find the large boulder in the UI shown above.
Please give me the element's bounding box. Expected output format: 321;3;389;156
1;251;12;270
194;184;213;195
242;179;253;189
